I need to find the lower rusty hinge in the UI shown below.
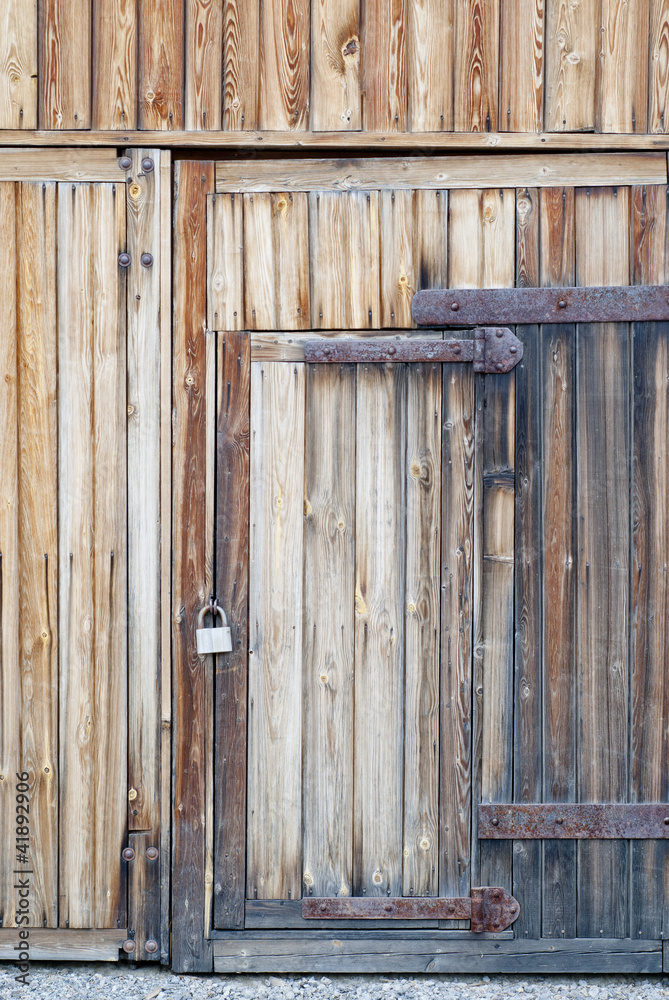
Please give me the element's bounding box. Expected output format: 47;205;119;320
479;803;669;839
303;327;523;373
302;887;520;932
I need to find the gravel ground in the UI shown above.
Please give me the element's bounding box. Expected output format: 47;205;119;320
1;965;669;1000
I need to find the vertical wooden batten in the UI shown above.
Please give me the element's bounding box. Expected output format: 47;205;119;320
139;0;184;128
93;0;137;130
40;0;91;128
0;0;37;128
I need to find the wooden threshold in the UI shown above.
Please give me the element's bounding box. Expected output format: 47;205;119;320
0;929;127;961
212;935;663;974
1;131;669;152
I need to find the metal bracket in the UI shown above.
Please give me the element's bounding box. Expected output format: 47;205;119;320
479;803;669;839
302;887;520;932
303;328;523;373
412;285;669;327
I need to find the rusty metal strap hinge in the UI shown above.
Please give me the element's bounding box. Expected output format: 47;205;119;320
412;285;669;327
479;803;669;840
304;327;523;373
302;888;520;932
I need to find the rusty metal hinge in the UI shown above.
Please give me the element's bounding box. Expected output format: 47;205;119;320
412;285;669;327
479;803;669;839
304;327;523;373
302;887;520;932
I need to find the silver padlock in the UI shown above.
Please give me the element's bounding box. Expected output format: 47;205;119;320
196;602;232;655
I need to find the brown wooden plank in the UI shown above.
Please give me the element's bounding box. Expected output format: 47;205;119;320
348;191;380;329
512;188;542;940
172;159;214;972
303;363;355;899
139;0;184;128
500;0;544;132
247;362;305;900
309;190;348;329
186;0;223;129
0;149;121;182
214;331;250;929
407;0;453;131
93;0;137;129
0;182;20;928
273;191;310;330
545;0;597;132
599;0;650;133
362;0;407;131
207;192;244;331
40;0;91;128
380;190;414;328
0;929;128;960
413;188;447;292
0;0;37;128
539;186;577;940
650;0;669;133
243;193;276;329
354;363;405;897
311;0;361;130
259;0;309;129
575;186;630;939
223;0;259;129
58;182;95;928
453;0;499;131
630;184;669;939
92;181;127;928
402;362;441;897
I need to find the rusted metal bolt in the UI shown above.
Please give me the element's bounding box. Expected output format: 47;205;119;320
491;817;499;827
146;847;159;861
555;817;564;825
387;346;396;355
145;939;158;954
510;346;517;354
664;817;669;825
141;158;155;173
558;299;568;309
320;903;327;912
122;939;136;953
492;889;501;900
453;345;461;354
118;253;131;268
383;904;393;912
121;847;135;861
119;156;132;170
451;302;459;312
496;329;504;337
496;362;504;371
140;252;154;267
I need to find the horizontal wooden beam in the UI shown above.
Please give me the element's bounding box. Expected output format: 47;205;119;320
1;131;669;152
0;148;123;181
0;929;127;961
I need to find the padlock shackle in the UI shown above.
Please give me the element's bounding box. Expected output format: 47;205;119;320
197;603;228;629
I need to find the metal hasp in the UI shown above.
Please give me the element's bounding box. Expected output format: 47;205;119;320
412;285;669;327
479;803;669;839
302;888;520;932
304;328;523;373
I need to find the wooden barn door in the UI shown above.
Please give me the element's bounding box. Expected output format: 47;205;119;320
0;149;170;962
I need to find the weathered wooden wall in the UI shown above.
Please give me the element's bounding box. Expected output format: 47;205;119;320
1;0;669;134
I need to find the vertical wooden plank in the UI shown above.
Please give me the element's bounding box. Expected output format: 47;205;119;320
311;0;361;130
453;0;499;131
500;0;544;132
575;186;630;939
303;363;355;899
15;182;58;929
650;0;669;133
223;0;259;129
354;364;405;897
545;0;597;132
259;0;309;129
243;193;276;330
0;0;37;128
139;0;183;128
207;193;244;332
93;0;137;129
362;0;407;131
540;186;577;940
0;183;20;928
348;191;380;330
599;0;650;132
214;331;250;928
407;0;453;130
92;182;127;928
630;185;669;940
247;362;305;900
58;182;94;928
185;0;223;129
413;189;448;292
403;363;441;898
40;0;91;128
273;192;310;330
513;188;542;940
310;191;348;329
172;160;214;972
380;190;414;329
